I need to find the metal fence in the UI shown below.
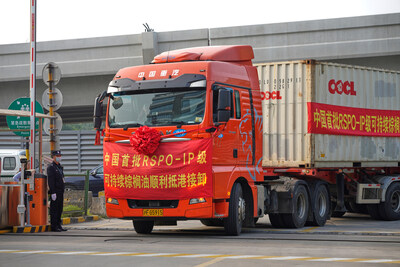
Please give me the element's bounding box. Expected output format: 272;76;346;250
0;130;103;173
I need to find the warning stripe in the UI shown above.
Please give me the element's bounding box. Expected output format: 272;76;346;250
0;250;399;263
13;225;50;233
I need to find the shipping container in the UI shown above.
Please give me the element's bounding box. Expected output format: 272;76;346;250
257;60;400;168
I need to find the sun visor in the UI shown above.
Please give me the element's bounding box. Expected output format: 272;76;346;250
152;46;254;65
152;51;202;64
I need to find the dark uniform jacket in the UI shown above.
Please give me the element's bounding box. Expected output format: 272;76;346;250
47;161;65;194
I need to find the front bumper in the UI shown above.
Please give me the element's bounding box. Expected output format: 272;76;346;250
106;197;216;219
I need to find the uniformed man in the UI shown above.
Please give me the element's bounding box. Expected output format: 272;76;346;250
47;150;67;232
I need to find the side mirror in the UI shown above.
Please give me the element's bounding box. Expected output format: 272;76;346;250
93;95;104;130
90;170;97;177
217;89;231;123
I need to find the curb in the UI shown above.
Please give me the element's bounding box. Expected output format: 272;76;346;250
0;215;101;234
12;225;50;233
0;229;12;234
62;215;100;225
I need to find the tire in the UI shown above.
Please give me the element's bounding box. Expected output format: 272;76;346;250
133;220;154;234
348;201;368;214
224;183;245;236
309;184;330;226
282;185;309;228
367;204;382;220
200;219;224;227
379;183;400;221
269;213;287;228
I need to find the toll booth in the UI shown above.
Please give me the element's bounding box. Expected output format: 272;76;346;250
0;174;48;229
0;182;21;228
26;174;48;225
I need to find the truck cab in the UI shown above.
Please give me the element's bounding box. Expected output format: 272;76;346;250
96;46;263;235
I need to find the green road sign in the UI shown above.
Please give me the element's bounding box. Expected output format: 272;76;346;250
6;98;44;137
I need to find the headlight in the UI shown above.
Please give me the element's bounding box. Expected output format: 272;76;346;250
189;197;206;205
107;198;119;205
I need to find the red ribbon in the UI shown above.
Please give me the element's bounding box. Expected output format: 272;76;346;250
107;125;224;155
129;126;161;155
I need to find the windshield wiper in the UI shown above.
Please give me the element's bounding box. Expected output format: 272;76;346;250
123;123;144;130
170;121;186;128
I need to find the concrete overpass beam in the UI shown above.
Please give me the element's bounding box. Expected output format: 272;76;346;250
141;32;159;65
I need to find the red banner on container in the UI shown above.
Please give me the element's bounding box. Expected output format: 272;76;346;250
308;102;400;137
103;138;213;200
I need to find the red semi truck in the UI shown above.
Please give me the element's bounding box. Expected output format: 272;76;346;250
94;45;400;235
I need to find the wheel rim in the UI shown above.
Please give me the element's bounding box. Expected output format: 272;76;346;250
238;196;245;223
297;193;306;219
390;190;400;213
317;191;327;217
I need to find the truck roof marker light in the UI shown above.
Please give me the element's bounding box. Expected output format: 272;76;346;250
107;86;119;93
190;80;206;87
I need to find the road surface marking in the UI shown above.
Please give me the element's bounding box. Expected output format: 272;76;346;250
0;249;398;264
194;257;224;267
262;256;310;260
299;226;319;232
308;257;353;261
135;253;175;257
55;251;96;255
359;259;397;263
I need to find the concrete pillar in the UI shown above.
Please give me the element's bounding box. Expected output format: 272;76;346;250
141;32;159;65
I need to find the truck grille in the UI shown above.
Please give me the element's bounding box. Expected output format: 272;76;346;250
127;199;179;209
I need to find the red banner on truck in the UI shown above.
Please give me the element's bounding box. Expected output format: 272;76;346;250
103;138;213;200
308;102;400;137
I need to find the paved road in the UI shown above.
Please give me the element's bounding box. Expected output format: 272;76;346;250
1;213;400;267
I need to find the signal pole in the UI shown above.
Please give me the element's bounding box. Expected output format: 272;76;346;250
48;65;55;152
29;0;37;170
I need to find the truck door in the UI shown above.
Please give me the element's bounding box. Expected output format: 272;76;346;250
212;85;242;165
235;89;254;166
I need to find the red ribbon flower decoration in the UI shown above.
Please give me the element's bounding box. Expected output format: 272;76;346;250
129;126;161;155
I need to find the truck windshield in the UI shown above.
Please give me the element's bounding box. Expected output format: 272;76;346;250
108;88;206;128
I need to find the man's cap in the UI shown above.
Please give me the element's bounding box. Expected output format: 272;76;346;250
51;150;62;156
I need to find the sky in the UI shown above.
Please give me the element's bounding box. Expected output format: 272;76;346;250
0;0;399;45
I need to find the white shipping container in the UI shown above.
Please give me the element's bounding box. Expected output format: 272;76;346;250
257;60;400;168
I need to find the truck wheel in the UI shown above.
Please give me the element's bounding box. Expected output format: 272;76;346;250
367;204;382;220
348;201;368;214
282;185;309;228
133;220;154;234
379;183;400;221
269;213;287;228
309;184;330;226
200;219;224;227
224;183;245;236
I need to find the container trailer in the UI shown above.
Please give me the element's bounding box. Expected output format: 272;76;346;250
94;45;400;235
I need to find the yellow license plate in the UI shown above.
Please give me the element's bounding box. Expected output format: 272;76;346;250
142;209;164;217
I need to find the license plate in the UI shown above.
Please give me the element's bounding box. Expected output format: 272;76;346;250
142;209;164;217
